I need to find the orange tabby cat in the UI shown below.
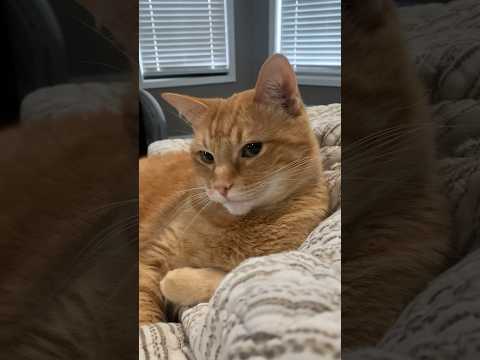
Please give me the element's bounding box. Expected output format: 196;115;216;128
139;54;330;324
342;0;451;349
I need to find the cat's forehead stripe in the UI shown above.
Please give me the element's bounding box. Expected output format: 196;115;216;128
214;101;232;136
233;122;244;144
208;103;221;137
208;99;242;140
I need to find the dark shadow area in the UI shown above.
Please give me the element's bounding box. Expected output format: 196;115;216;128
343;0;480;357
0;1;139;358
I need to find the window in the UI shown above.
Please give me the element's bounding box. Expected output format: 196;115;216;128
271;0;341;86
139;0;235;88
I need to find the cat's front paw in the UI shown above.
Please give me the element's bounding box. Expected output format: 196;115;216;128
160;268;195;306
160;267;226;306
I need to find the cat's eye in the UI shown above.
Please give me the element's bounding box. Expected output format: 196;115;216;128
199;151;215;164
241;142;263;158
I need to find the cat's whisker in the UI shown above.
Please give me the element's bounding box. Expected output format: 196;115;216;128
75;221;139;273
239;163;316;197
261;157;314;176
68;215;139;271
180;199;211;236
248;157;315;185
345;140;424;166
161;193;207;223
345;143;412;165
343;120;434;156
343;123;434;161
154;192;210;233
247;159;315;184
345;117;440;149
344;124;420;155
344;120;476;156
91;221;138;253
173;187;206;195
84;198;138;216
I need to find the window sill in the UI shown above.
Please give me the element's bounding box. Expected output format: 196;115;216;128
297;74;340;87
141;72;236;89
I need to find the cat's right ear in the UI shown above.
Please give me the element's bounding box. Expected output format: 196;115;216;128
161;93;209;125
254;54;303;116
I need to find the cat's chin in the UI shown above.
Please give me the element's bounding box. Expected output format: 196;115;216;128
222;200;255;216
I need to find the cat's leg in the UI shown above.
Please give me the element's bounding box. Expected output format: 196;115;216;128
139;262;168;324
139;225;181;324
160;267;226;306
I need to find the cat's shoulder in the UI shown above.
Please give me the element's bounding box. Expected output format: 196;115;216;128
140;151;191;175
139;151;196;222
139;151;194;199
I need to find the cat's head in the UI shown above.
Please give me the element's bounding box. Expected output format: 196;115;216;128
162;54;321;216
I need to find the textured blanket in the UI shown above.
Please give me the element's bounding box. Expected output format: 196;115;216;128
140;105;342;360
397;0;480;103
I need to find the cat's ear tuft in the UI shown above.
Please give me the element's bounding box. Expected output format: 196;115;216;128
161;93;209;125
254;54;303;116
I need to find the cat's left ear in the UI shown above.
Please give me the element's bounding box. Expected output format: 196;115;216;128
161;93;209;125
254;54;303;116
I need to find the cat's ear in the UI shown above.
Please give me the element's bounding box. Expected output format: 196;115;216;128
254;54;303;116
161;93;209;125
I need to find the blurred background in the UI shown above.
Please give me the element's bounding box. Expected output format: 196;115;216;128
0;0;130;126
0;1;138;358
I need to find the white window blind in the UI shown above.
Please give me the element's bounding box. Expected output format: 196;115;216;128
274;0;341;82
139;0;230;79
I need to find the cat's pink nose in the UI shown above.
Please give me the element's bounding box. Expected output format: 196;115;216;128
214;183;233;197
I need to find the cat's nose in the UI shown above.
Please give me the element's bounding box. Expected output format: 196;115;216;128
214;183;233;197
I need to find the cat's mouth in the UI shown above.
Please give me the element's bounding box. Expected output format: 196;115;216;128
223;197;250;204
222;199;255;216
204;187;260;215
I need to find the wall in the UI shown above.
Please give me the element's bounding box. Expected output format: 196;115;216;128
147;0;341;137
49;0;130;82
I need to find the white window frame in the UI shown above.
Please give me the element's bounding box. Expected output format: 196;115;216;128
269;0;341;87
140;0;236;89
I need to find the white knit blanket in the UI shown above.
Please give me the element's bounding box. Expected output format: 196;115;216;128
140;105;342;360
